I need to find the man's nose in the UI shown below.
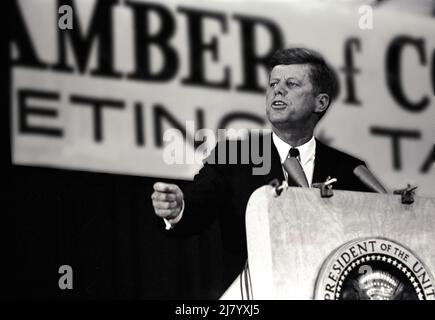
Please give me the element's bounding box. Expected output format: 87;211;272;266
274;82;287;96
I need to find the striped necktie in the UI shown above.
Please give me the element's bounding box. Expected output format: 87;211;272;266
283;148;309;187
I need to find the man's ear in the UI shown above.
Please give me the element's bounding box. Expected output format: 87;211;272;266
314;93;330;113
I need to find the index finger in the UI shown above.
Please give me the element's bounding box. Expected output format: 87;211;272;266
153;182;179;193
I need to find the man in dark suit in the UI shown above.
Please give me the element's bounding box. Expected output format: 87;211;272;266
151;47;371;295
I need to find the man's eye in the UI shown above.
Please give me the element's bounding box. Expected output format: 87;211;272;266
269;82;277;88
287;81;298;87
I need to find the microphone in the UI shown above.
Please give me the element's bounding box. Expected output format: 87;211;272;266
283;157;309;188
353;165;388;194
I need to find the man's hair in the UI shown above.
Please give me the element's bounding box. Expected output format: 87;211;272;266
268;47;339;116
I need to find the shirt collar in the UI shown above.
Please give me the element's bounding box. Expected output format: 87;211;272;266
272;132;316;166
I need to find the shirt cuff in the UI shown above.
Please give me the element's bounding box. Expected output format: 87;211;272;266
163;200;184;230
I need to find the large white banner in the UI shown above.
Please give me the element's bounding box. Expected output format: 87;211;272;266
11;0;435;196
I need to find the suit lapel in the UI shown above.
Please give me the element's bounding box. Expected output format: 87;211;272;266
312;139;335;184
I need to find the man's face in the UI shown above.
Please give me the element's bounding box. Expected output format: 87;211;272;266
266;64;318;129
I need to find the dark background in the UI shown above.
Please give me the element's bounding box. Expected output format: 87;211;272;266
9;164;227;299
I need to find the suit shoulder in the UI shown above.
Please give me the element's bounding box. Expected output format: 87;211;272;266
205;131;272;162
316;139;366;167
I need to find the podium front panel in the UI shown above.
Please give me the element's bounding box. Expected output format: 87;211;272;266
245;186;435;300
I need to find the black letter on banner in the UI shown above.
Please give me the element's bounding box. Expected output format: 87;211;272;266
432;50;435;95
18;89;62;137
218;112;265;129
386;36;429;112
53;0;120;77
234;15;283;93
126;1;178;81
341;38;362;105
179;7;230;89
153;105;204;148
218;113;265;165
135;102;145;146
420;145;434;174
11;1;48;68
70;95;124;142
371;126;420;170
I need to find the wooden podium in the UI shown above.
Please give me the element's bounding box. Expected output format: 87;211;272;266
221;186;435;300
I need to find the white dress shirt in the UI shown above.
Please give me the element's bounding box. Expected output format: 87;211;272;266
272;132;316;187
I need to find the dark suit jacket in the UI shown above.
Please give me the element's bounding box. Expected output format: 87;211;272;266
170;133;371;292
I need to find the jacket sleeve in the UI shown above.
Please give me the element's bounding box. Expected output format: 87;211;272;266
168;142;232;236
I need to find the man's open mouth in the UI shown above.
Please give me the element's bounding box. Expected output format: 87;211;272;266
272;100;287;108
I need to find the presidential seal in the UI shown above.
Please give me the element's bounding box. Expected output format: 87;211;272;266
314;238;435;300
